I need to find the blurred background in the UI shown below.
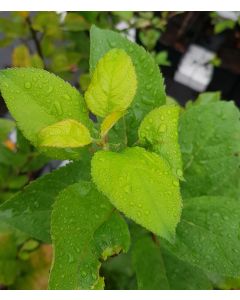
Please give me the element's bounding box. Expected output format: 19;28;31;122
0;11;240;289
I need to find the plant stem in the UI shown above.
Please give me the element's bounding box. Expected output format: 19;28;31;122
26;16;46;68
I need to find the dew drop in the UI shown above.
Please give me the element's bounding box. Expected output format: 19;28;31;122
68;253;74;263
173;179;178;187
63;94;71;101
176;169;183;177
53;101;63;116
81;271;87;278
24;82;31;89
46;86;53;94
159;124;167;133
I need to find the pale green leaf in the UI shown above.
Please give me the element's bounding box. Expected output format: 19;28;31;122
0;160;91;242
0;68;90;147
91;147;182;242
139;104;183;180
49;181;130;289
38;119;92;148
179;100;240;198
162;196;240;277
90;25;166;144
100;111;126;138
85;48;137;117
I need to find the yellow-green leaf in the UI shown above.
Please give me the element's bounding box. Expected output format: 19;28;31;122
38;119;92;148
91;147;182;242
100;111;126;137
85;48;137;117
138;105;183;180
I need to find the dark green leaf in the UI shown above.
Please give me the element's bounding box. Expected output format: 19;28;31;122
132;235;169;289
162;248;212;290
0;160;91;242
179;100;240;198
49;181;130;289
162;196;240;277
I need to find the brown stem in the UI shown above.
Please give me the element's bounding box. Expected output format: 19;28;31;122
25;16;46;68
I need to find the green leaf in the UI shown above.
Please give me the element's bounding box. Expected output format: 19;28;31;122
162;248;212;290
38;119;92;148
64;12;90;31
112;11;134;21
0;230;20;285
155;51;171;67
0;118;15;142
49;181;130;289
131;232;212;290
139;29;160;51
30;54;44;69
195;91;221;106
0;160;91;242
0;68;90;147
101;252;137;289
139;104;183;180
85;48;137;118
214;19;235;34
179;100;240;198
79;73;91;92
162;196;240;277
91;147;182;242
132;235;169;289
90;25;166;144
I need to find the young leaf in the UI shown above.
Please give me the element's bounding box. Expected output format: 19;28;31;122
0;160;91;242
90;25;166;144
132;235;169;289
179;100;240;198
138;104;183;180
91;147;182;242
49;181;130;290
100;111;126;137
162;196;240;277
38;119;92;148
85;48;137;117
0;68;90;147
